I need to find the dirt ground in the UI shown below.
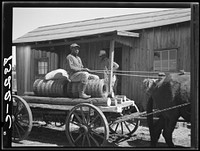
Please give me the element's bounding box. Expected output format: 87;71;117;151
11;120;191;149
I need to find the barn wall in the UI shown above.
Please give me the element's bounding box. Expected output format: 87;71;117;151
16;46;59;95
125;22;191;111
16;22;190;111
57;22;190;111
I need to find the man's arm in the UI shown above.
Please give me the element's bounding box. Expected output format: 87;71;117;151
66;56;83;72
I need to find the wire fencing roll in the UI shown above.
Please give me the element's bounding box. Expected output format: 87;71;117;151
33;78;109;98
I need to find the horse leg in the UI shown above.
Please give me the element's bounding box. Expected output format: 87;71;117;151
152;115;165;146
162;114;179;147
147;97;155;146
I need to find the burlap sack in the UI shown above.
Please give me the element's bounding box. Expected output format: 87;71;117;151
45;69;70;81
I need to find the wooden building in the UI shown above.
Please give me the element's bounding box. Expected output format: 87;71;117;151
13;8;191;111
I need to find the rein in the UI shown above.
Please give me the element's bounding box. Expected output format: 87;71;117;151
141;102;191;117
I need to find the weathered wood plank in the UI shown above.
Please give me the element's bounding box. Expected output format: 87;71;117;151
24;46;31;93
21;95;111;106
30;49;35;92
109;39;115;93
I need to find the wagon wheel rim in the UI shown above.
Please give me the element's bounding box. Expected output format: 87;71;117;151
12;95;33;142
65;103;109;147
109;104;140;136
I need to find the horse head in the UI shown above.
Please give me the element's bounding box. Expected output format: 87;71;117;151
142;78;159;96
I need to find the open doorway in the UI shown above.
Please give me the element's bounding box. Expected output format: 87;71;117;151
114;47;122;95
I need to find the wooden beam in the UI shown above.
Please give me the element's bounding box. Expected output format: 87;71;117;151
190;3;199;149
117;30;139;37
30;35;113;48
24;46;31;93
22;95;112;107
114;36;134;48
109;39;115;93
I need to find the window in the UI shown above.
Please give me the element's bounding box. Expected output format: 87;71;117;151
153;49;177;71
37;58;48;75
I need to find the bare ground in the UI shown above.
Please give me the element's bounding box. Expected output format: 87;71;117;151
12;121;191;149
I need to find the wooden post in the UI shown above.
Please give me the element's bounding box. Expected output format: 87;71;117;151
24;46;31;94
109;39;115;93
190;4;199;149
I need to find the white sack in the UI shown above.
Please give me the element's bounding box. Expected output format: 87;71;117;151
45;69;70;81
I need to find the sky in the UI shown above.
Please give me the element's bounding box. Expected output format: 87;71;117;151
12;7;171;65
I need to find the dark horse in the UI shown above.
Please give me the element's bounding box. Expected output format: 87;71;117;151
143;72;191;147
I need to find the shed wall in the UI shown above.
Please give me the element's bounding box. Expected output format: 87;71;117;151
15;22;190;111
122;22;190;111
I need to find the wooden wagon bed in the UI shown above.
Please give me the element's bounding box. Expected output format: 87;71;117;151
21;95;136;113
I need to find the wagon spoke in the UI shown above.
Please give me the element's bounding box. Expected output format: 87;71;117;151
73;112;83;124
124;121;131;133
20;114;29;119
121;122;124;134
82;135;86;146
91;130;104;140
12;95;33;142
86;107;91;124
80;107;87;124
15;103;24;115
14;123;22;139
91;124;101;130
12;126;17;140
13;100;18;115
89;133;99;146
15;121;26;133
74;133;83;144
89;114;100;126
17;118;29;126
86;134;91;147
70;121;81;127
114;123;119;132
66;103;109;147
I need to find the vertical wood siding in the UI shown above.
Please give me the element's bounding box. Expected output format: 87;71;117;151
127;22;190;111
16;22;190;111
16;46;59;95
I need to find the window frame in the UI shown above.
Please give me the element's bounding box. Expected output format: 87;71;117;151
36;57;49;76
153;48;178;72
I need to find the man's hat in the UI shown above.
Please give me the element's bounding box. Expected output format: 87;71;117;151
70;43;80;49
99;50;106;57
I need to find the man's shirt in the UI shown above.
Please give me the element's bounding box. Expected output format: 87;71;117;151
99;57;119;79
99;57;119;71
66;54;83;76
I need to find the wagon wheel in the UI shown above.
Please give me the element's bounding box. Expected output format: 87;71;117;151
12;95;33;142
65;103;109;147
109;104;140;136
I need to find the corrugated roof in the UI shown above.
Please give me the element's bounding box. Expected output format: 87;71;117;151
13;8;191;44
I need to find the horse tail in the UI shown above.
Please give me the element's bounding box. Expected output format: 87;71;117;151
147;96;154;146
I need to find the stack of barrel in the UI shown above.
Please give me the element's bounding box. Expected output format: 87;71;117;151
33;79;108;98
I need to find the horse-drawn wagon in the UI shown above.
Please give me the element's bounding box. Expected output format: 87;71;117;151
12;78;140;147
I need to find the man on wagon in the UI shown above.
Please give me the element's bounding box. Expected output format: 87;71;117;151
98;50;119;94
66;43;99;99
